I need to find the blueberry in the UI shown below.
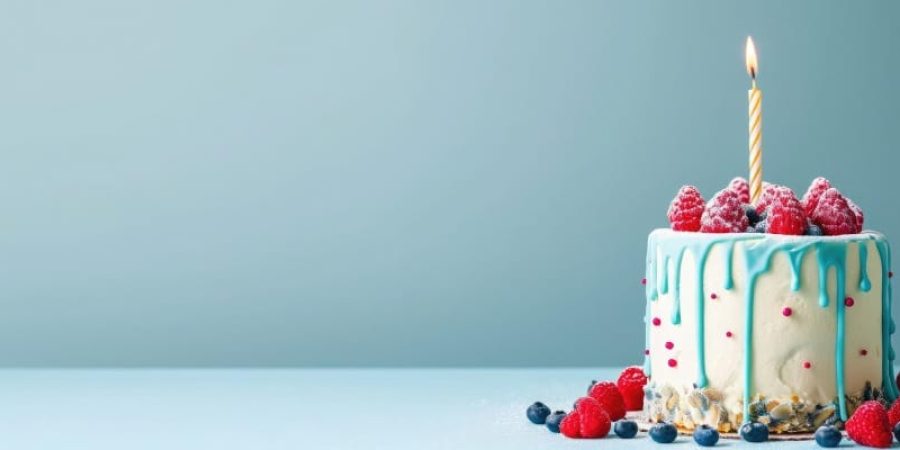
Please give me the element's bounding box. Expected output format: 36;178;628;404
745;226;756;233
744;205;761;226
815;425;842;447
740;422;769;443
649;422;678;443
693;424;719;447
526;402;551;424
893;422;900;443
754;220;767;233
806;223;823;236
614;420;638;439
545;411;566;433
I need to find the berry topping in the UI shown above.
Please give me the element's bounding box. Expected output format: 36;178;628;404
815;425;843;448
801;177;832;217
806;222;824;236
587;381;626;421
740;422;769;443
811;188;859;236
693;424;720;447
545;410;566;433
848;198;865;232
765;186;806;235
649;423;678;443
846;400;893;448
744;204;761;226
561;397;611;439
526;402;551;424
700;189;749;233
614;420;638;439
888;399;900;428
667;186;705;232
753;183;778;214
754;220;767;233
616;366;648;411
729;177;751;204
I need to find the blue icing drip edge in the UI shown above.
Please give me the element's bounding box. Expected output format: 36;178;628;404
644;230;895;424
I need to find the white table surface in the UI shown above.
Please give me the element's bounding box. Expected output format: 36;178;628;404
0;368;858;449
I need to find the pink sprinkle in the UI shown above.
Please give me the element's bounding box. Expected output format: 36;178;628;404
667;358;677;368
803;361;812;369
652;317;661;326
710;293;718;300
844;297;855;307
860;349;869;356
726;331;733;338
641;278;647;285
782;307;793;317
665;341;674;350
644;349;650;355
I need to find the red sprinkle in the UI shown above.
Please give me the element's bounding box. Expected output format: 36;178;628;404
641;278;647;285
652;317;661;326
710;293;718;300
782;307;793;317
860;349;869;356
726;331;733;338
845;297;855;307
667;358;677;368
665;341;674;350
803;361;812;369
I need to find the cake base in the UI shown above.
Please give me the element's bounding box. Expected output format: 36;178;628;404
628;411;821;441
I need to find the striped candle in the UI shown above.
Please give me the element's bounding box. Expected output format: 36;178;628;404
746;37;763;203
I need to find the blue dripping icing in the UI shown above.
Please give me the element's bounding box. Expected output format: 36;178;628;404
875;237;899;401
644;230;895;424
724;242;735;290
859;244;872;292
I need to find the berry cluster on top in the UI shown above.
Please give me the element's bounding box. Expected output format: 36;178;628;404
667;177;864;236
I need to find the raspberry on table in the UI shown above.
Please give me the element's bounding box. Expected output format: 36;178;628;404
667;185;705;231
846;400;893;448
616;366;648;411
587;381;625;421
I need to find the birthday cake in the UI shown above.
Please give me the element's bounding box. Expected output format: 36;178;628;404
643;177;897;434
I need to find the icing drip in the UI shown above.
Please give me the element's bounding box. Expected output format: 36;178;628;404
644;230;896;425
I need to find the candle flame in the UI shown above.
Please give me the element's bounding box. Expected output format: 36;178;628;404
745;36;758;80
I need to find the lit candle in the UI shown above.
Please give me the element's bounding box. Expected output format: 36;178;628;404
745;37;763;203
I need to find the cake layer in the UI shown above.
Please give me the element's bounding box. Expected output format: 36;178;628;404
642;229;896;433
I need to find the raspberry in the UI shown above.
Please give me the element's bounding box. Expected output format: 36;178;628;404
574;397;611;438
587;381;626;421
700;189;749;233
801;177;832;217
810;188;859;236
728;177;750;204
848;198;865;232
753;183;778;214
667;186;705;232
559;411;582;438
617;366;648;411
846;400;893;448
765;187;806;235
888;399;900;428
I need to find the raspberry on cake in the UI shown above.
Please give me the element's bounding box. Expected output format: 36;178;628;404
667;185;705;232
645;177;896;435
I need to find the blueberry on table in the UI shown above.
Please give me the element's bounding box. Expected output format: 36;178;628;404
613;420;638;439
739;422;769;443
692;424;719;447
545;411;566;433
649;422;678;443
815;425;842;447
526;402;551;424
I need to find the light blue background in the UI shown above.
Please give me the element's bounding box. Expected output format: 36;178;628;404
0;0;898;366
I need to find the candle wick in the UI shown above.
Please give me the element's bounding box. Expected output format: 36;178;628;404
751;78;757;89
